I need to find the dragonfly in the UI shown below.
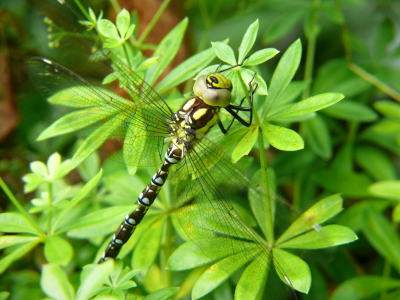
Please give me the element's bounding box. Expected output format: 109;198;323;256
26;0;303;299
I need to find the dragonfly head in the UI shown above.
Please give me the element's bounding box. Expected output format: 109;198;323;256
193;74;232;107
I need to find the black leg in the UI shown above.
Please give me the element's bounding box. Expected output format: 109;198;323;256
221;74;258;133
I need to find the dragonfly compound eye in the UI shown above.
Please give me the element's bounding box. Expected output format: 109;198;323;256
193;74;232;107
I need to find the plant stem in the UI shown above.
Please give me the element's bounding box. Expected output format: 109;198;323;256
302;0;320;100
335;0;400;102
136;0;172;46
348;63;400;102
122;43;132;69
255;112;274;245
109;0;121;13
0;177;45;236
47;182;53;235
73;0;90;20
160;217;172;287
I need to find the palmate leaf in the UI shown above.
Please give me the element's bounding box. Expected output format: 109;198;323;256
142;287;180;300
330;276;400;300
0;240;40;273
238;20;259;63
192;251;254;299
261;39;302;119
156;46;216;93
132;218;166;273
261;123;304;151
41;264;75;300
145;18;188;86
44;235;74;266
212;42;236;65
0;212;40;235
277;194;344;244
76;260;114;300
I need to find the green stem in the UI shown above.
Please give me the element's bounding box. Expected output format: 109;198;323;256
122;43;132;69
335;1;400;102
256;120;274;245
47;182;53;235
302;0;320;100
109;0;122;13
73;0;90;20
0;177;45;237
160;217;172;287
136;0;172;46
348;63;400;102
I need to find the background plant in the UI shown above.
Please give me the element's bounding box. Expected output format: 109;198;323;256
1;0;400;299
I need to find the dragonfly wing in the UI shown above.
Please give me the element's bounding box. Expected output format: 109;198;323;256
26;57;171;167
171;136;298;299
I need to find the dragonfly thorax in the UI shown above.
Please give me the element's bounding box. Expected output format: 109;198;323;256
169;96;220;149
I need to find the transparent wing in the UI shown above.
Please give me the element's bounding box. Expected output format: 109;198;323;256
171;136;301;299
26;57;171;167
26;0;177;167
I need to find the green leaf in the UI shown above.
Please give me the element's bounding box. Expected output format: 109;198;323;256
47;152;61;177
393;203;400;223
261;123;304;151
314;169;371;198
97;19;119;39
235;254;268;300
168;239;239;270
243;48;279;66
142;287;180;300
22;173;46;193
44;235;73;266
0;235;39;250
116;9;131;39
330;276;400;300
374;100;400;119
269;93;344;120
192;251;253;299
211;41;236;65
273;81;308;105
363;205;400;273
48;86;130;108
0;292;9;300
263;10;306;44
0;240;39;273
303;115;332;159
322;100;377;121
355;145;396;181
145;18;188;86
136;56;158;72
273;248;311;293
53;170;103;233
280;224;357;249
370;119;400;134
30;161;48;177
156;46;216;93
133;218;165;272
231;126;258;162
278;194;343;243
41;264;75;300
238;20;259;63
0;212;39;234
71;116;125;168
38;107;116;140
64;205;135;237
368;180;400;201
76;260;114;300
261;39;302;118
312;58;371;97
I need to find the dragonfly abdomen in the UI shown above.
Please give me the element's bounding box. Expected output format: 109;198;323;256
99;143;183;263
